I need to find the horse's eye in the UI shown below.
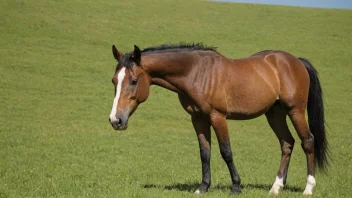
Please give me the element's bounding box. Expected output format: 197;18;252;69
131;78;138;85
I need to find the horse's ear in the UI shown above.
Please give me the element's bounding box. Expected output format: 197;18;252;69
132;45;141;65
112;45;123;61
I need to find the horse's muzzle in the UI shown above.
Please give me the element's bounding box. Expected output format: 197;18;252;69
109;117;128;130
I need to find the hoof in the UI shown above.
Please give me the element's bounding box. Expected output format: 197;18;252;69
194;189;206;195
269;187;280;196
231;185;241;195
194;182;210;194
269;176;284;196
303;175;315;196
303;189;313;196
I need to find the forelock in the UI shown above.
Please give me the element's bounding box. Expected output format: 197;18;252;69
116;53;135;71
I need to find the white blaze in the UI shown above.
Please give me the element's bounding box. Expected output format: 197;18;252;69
109;67;126;122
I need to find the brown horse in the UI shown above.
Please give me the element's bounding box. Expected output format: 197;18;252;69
108;43;329;195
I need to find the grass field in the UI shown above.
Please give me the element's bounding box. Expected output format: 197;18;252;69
1;0;352;197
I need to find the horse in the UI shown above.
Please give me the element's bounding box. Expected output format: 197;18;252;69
108;43;329;195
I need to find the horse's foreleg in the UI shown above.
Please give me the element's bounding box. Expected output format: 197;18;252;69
210;111;241;195
265;106;295;195
192;115;212;194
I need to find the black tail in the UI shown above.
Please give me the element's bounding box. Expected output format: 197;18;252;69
299;57;330;171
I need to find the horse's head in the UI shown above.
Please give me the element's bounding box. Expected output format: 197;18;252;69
109;45;150;130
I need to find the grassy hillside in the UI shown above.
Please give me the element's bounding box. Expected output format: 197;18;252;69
1;0;351;197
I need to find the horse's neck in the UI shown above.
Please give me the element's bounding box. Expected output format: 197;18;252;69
141;52;197;93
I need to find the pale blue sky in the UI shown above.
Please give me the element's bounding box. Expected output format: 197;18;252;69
213;0;352;9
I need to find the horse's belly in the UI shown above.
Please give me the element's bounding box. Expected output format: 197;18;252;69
224;90;278;120
226;103;274;120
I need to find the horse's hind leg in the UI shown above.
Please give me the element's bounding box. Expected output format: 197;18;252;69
265;105;295;195
288;108;316;195
192;115;212;194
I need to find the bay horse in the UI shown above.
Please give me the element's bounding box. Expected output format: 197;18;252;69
108;43;329;195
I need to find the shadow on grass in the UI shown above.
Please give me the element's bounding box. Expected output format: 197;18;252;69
144;183;199;192
242;183;303;192
143;182;303;193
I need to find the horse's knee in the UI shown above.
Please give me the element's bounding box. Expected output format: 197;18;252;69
282;140;295;155
301;135;314;153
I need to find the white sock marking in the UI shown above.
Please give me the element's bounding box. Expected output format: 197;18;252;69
269;176;284;195
109;67;126;122
303;175;316;195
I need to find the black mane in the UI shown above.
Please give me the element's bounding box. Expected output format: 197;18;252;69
139;43;217;54
117;43;217;69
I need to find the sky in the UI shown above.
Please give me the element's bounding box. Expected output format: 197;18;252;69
213;0;352;9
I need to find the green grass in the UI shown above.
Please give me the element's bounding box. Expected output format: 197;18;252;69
1;0;352;197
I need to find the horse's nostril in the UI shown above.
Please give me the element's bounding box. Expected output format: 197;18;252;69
117;118;122;125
